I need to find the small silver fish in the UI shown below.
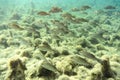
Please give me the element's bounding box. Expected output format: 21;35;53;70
80;51;102;63
70;55;92;68
39;50;59;74
39;41;53;51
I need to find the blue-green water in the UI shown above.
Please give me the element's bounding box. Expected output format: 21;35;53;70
0;0;120;9
0;0;120;22
0;0;120;11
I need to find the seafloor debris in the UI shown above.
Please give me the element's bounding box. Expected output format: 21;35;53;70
5;58;27;80
49;6;62;13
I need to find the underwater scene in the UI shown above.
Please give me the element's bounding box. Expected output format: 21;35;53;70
0;0;120;80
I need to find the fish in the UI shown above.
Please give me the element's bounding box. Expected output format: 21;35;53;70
71;7;80;12
51;34;61;40
38;49;59;74
72;18;89;24
42;61;59;74
39;41;53;51
9;22;24;30
50;19;67;27
80;5;91;11
104;5;116;9
61;12;75;19
37;11;50;16
70;55;92;68
80;50;102;63
49;6;62;13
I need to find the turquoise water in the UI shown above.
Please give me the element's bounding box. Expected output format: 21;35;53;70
0;0;120;22
0;0;120;9
0;0;120;11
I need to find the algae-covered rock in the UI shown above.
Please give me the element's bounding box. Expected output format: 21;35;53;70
6;57;27;80
88;64;103;80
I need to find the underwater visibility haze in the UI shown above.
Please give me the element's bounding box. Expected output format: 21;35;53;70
0;0;120;80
